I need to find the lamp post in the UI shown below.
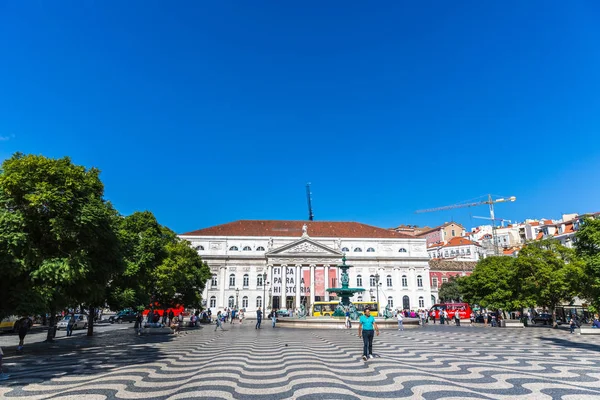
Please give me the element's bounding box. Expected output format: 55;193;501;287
262;272;267;315
375;273;380;310
235;288;239;310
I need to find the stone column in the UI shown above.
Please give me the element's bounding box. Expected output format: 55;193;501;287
310;264;315;307
219;266;226;309
324;265;330;301
295;265;302;309
281;264;287;310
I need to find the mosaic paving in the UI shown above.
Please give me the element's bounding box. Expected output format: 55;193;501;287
1;324;600;399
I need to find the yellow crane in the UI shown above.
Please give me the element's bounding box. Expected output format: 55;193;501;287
415;194;516;255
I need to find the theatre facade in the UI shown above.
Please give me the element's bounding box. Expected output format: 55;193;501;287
179;220;432;313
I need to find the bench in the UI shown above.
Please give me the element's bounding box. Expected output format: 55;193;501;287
578;327;600;335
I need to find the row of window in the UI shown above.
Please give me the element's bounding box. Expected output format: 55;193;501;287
197;245;410;253
431;277;448;287
341;247;408;253
212;273;425;288
208;295;425;309
430;248;473;258
356;274;424;288
211;274;264;288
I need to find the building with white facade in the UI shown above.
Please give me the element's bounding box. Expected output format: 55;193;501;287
427;237;484;261
179;220;432;313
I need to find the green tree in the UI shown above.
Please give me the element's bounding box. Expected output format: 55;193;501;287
438;276;463;302
515;240;584;322
459;256;518;311
575;217;600;308
0;153;124;340
108;211;210;313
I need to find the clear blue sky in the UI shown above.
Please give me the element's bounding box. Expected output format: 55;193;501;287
1;2;599;233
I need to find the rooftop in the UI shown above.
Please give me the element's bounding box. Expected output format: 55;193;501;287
181;220;414;239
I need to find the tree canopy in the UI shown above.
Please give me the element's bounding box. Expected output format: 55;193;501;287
438;277;463;303
575;217;600;309
0;153;210;337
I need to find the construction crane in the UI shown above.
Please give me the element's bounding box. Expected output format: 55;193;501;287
306;183;314;221
472;216;512;227
415;194;516;255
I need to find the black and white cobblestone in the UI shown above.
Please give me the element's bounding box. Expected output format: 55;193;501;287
1;324;599;399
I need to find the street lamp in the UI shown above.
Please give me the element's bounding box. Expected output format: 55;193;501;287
235;288;239;310
262;272;267;315
375;274;380;309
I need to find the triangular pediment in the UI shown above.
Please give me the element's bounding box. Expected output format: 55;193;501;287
266;237;342;257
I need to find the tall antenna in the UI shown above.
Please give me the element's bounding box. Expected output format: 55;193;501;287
306;183;314;221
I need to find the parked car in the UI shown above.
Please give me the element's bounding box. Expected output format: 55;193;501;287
109;310;138;324
532;313;553;325
57;314;88;330
276;309;291;317
0;316;19;333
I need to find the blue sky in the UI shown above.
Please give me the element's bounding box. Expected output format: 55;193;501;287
1;2;599;233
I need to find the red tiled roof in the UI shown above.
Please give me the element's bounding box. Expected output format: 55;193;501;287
181;220;413;238
544;220;554;225
564;223;575;233
442;237;479;247
536;231;544;240
529;222;540;226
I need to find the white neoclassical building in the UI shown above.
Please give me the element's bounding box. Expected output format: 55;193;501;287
179;220;432;313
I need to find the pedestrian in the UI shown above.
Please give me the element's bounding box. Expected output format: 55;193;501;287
397;312;404;331
440;310;445;325
491;313;497;327
66;312;76;337
358;308;379;361
239;310;244;324
256;308;262;329
345;309;351;329
135;312;143;335
470;312;475;327
272;309;277;328
168;309;175;326
230;309;236;324
214;313;224;332
570;318;576;334
16;317;32;352
455;311;461;327
430;310;436;324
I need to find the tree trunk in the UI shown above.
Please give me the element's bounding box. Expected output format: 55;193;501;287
87;306;95;336
45;309;57;342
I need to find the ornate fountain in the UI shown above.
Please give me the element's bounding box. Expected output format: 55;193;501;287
327;255;365;317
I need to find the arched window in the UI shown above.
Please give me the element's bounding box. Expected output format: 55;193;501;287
256;246;265;251
211;274;217;287
256;296;262;308
354;247;362;252
367;247;375;252
399;248;407;253
229;246;239;251
257;274;264;287
444;251;449;257
417;275;423;287
242;296;248;308
243;274;249;287
357;296;363;302
195;245;204;251
341;247;349;252
210;296;216;308
388;296;394;308
243;246;252;251
431;295;436;305
402;275;408;287
403;295;410;310
386;275;392;287
228;296;235;308
419;296;424;308
356;275;363;287
369;275;376;287
229;274;235;287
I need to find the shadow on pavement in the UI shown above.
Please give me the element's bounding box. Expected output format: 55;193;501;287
539;336;600;353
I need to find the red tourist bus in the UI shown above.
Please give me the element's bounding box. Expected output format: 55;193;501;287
142;305;185;317
429;303;472;320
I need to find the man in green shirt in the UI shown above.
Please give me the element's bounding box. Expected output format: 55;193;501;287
358;308;379;361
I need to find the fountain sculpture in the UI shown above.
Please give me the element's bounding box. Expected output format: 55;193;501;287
326;255;365;318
